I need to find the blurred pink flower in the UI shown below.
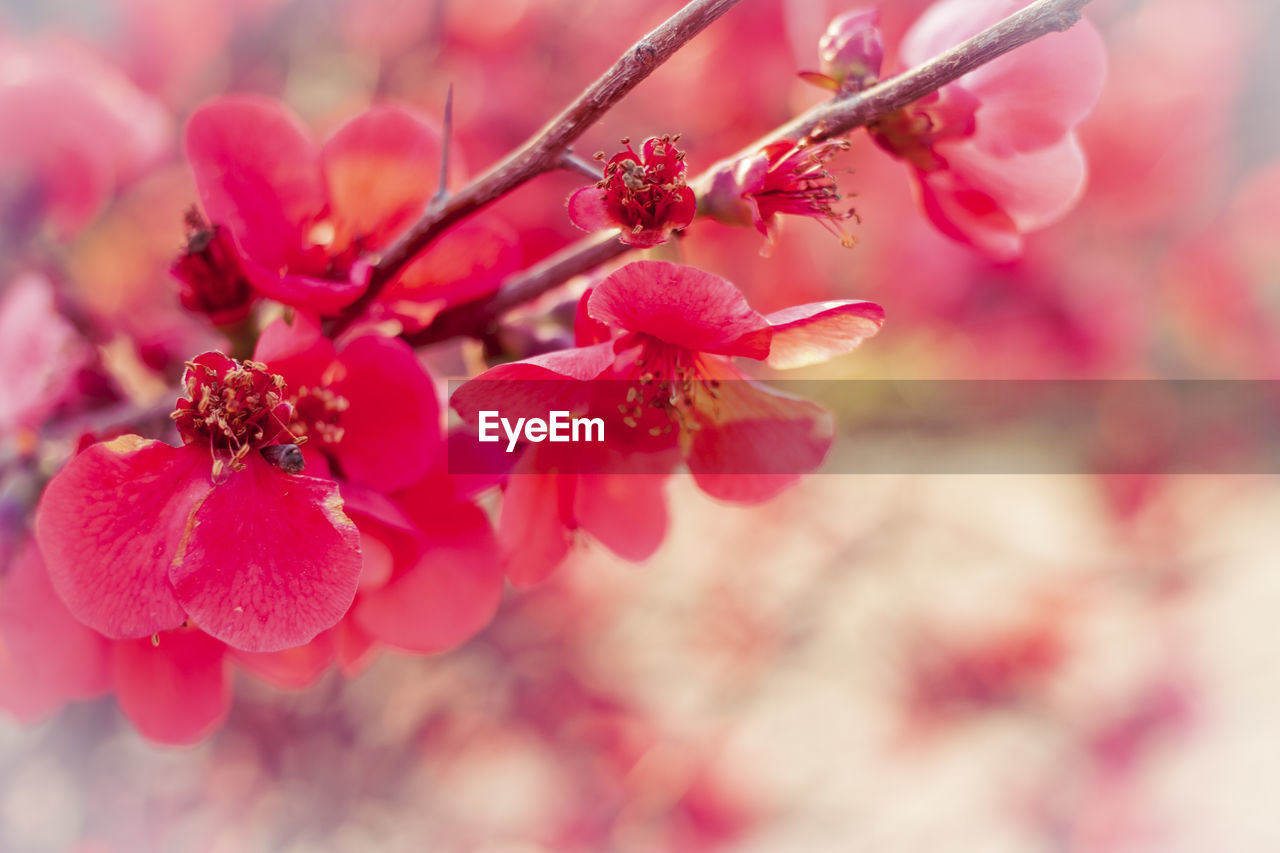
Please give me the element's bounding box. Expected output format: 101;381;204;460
870;0;1107;259
0;37;170;240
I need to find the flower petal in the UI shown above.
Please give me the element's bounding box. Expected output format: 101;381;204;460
917;134;1087;260
381;218;521;330
322;105;444;249
963;18;1106;156
243;257;371;316
765;300;885;369
665;185;697;230
231;632;335;690
184;95;325;271
499;453;575;587
902;0;1105;156
112;630;230;745
567;187;614;233
574;471;668;561
353;486;503;654
449;341;617;426
35;437;207;639
255;313;337;386
0;539;111;722
333;334;442;493
589;261;771;358
170;455;362;653
686;378;834;504
339;480;425;592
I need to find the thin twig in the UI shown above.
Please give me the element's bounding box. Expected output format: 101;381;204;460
330;0;745;333
402;0;1094;346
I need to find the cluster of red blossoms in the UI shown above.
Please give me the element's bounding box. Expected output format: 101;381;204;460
2;0;1109;746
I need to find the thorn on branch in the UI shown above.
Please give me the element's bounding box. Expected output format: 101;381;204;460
431;83;455;206
560;150;604;181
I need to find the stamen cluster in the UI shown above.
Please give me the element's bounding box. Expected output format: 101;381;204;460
171;353;293;476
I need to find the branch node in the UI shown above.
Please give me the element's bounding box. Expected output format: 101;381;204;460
1052;9;1081;30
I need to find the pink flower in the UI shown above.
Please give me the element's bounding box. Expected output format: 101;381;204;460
453;261;884;568
868;0;1106;259
567;136;696;248
34;353;362;653
184;96;496;319
703;138;857;250
0;37;170;240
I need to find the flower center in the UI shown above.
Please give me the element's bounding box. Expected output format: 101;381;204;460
599;135;689;234
619;341;720;435
172;353;294;479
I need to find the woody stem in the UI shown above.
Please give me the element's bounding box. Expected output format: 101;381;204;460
400;0;1095;347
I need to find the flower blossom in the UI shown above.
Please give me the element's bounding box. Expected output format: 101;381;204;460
451;261;883;582
35;353;362;653
567;136;696;248
184;96;512;323
865;0;1107;259
703;138;857;251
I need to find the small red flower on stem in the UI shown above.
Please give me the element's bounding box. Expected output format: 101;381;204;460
568;135;696;248
703;138;858;251
35;353;362;653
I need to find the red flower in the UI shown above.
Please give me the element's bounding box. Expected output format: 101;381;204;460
567;136;696;248
34;353;362;653
453;260;884;506
868;0;1106;259
703;138;857;251
184;96;505;321
255;317;504;657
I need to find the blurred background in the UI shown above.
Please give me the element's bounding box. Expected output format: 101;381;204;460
3;0;1280;850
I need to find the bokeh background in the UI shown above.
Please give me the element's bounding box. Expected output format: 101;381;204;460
4;0;1280;850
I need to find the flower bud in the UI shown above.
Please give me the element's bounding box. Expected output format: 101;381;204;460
171;209;255;327
819;8;884;94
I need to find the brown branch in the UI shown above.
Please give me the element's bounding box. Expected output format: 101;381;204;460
748;0;1091;149
403;0;1093;346
402;0;1094;347
329;0;745;333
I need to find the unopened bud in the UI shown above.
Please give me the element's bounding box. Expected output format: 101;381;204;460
819;8;883;94
171;209;255;327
